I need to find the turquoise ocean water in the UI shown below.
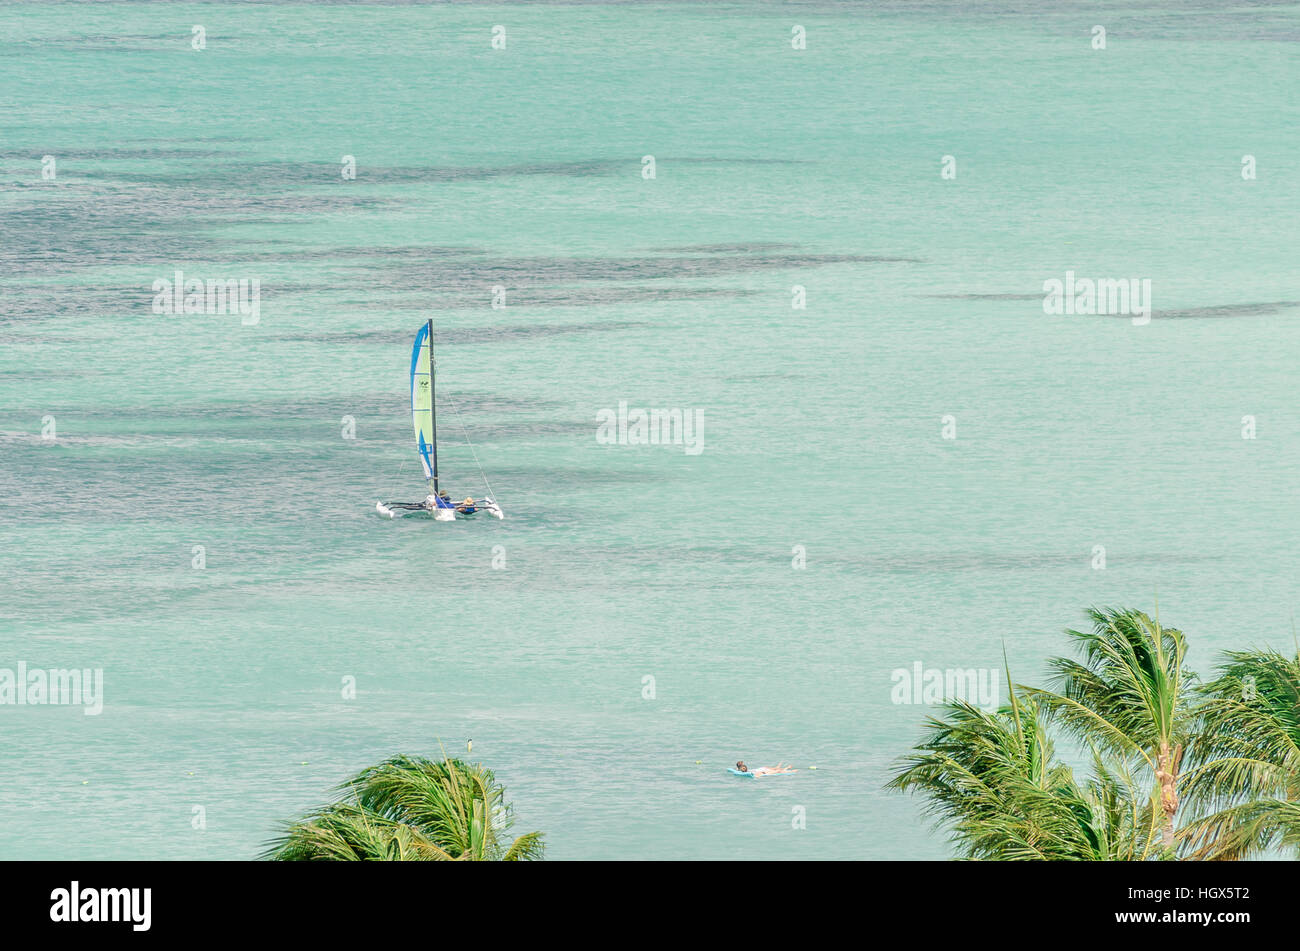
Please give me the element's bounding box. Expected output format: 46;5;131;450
1;2;1297;859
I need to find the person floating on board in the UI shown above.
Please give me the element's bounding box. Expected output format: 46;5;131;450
737;760;796;776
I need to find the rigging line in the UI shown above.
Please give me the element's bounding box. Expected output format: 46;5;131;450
390;456;407;500
441;387;499;503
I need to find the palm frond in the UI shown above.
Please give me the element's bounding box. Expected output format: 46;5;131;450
265;752;545;861
1181;648;1300;858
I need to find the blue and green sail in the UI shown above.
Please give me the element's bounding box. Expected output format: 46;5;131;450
409;320;454;508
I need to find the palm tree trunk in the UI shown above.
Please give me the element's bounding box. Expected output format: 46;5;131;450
1155;741;1181;851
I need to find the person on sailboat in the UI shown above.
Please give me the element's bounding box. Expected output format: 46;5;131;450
380;492;482;516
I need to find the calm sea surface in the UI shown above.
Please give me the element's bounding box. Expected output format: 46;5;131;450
1;1;1297;859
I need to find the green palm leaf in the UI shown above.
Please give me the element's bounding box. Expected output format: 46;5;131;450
264;753;544;861
1025;607;1195;850
1182;649;1300;859
888;693;1165;860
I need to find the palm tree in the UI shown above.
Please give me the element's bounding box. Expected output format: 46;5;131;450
889;692;1164;860
1182;648;1300;859
264;753;544;861
1080;753;1167;861
1027;607;1196;851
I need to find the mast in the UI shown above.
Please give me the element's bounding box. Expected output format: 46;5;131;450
428;318;438;495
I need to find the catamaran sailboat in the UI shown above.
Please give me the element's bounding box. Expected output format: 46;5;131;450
376;320;503;521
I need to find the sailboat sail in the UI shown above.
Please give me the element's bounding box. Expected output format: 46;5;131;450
376;318;501;521
410;319;437;489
